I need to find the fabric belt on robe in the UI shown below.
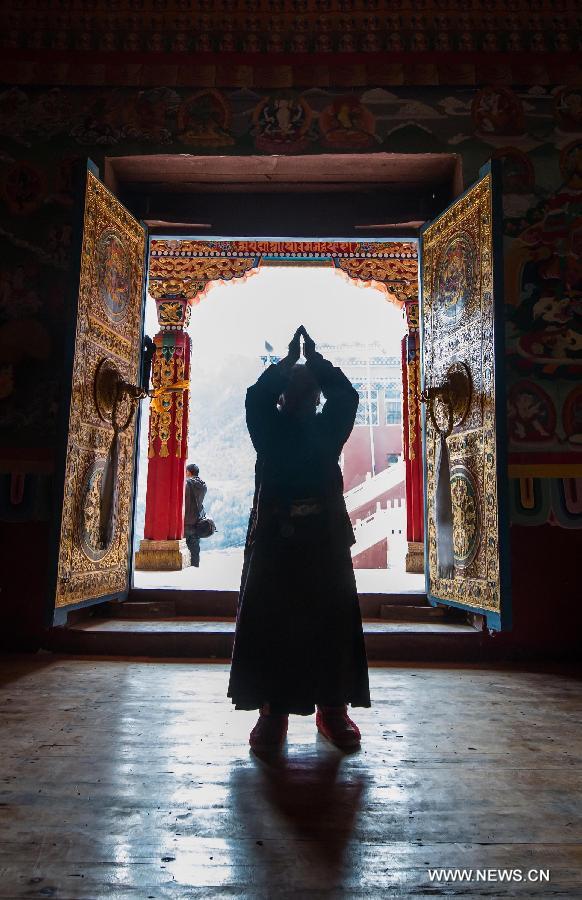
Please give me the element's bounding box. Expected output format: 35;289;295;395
263;496;345;518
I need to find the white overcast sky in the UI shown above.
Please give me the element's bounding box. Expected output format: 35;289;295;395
145;266;406;366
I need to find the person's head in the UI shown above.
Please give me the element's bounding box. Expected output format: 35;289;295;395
279;364;320;418
186;463;199;478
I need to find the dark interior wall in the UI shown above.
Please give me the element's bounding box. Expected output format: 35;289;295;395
1;35;581;648
121;187;449;238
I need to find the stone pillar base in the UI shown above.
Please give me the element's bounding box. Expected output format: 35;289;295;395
405;541;425;574
134;539;190;571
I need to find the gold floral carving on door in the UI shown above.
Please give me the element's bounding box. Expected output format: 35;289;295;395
421;171;504;617
55;171;146;608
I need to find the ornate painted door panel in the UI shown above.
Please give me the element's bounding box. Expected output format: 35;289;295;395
52;164;146;612
420;162;511;630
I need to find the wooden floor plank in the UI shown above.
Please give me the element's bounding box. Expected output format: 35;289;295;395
0;655;581;898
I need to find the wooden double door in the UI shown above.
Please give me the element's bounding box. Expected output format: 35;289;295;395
50;160;510;632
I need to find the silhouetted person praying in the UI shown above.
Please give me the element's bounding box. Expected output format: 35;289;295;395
228;326;370;751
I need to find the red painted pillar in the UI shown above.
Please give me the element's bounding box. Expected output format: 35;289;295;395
402;302;424;573
135;296;192;570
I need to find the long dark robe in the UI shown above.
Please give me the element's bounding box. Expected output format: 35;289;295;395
227;352;370;715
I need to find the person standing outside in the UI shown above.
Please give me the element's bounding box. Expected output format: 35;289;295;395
184;463;207;567
227;326;370;751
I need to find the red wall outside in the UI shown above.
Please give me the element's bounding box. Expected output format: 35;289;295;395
342;424;403;493
353;538;388;570
350;491;404;524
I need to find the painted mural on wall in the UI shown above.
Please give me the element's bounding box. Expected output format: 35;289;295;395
503;132;582;468
2;0;580;55
510;474;582;528
0;80;579;482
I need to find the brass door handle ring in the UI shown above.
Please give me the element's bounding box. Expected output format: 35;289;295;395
94;357;147;433
420;362;472;439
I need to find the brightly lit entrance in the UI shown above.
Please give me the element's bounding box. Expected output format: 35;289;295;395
132;245;424;595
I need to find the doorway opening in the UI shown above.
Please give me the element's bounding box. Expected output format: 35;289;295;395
50;152;487;651
133;259;424;594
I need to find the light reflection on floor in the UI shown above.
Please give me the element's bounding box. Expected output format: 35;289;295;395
134;547;425;594
3;657;580;895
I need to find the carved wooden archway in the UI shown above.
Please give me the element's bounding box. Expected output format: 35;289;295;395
136;239;423;573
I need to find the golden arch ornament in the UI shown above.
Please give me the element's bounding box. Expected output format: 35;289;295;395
147;239;418;313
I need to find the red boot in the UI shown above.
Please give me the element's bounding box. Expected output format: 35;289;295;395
249;709;288;752
316;705;361;749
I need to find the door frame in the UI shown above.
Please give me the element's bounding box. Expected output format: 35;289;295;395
134;235;418;593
